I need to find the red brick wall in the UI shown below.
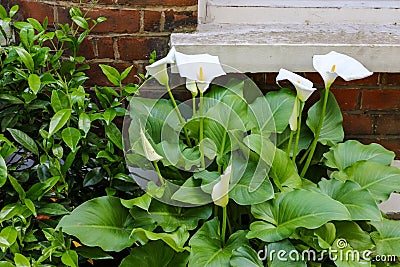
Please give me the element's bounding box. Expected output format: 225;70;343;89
10;0;197;85
5;0;400;158
250;72;400;158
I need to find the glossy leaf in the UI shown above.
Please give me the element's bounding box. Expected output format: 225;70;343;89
370;220;400;257
57;196;135;252
61;127;81;152
130;227;189;252
119;240;189;267
248;189;350;242
307;91;344;146
49;109;71;136
324;140;395;171
264;88;296;133
105;123;123;150
61;250;78;267
51;90;70;113
0;156;7;188
14;47;34;72
318;178;382;221
14;253;30;267
0;226;18;249
7;128;39;156
189;218;249;267
78;113;91;136
99;64;120;86
28;74;41;94
130;199;212;232
269;148;302;190
344;161;400;202
230;245;263;267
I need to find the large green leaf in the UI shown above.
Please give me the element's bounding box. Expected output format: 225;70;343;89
28;73;41;94
7;128;39;156
130;199;212;232
61;127;81;152
51;90;70;113
49;109;71;136
276;125;313;156
318;178;382;221
344;161;400;202
230;245;263;267
307;90;344;146
171;177;212;205
119;240;189;267
264;88;296;133
335;221;373;251
0;226;18;250
14;47;34;72
229;160;274;205
324;140;395;171
189;218;249;267
370;220;400;257
131;227;189;252
105;122;123;150
243;134;275;166
269;148;302;190
247;189;350;242
267;240;306;267
57;196;135;252
0;156;7;188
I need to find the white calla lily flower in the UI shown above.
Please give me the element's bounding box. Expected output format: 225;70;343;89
313;51;373;88
211;165;232;207
140;128;163;162
175;51;226;93
185;78;198;95
145;47;176;86
276;68;316;102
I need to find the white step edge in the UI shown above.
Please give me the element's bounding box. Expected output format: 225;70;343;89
170;24;400;73
379;160;400;214
205;0;400;24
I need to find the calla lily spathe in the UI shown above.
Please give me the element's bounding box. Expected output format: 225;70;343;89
276;68;316;130
145;47;176;86
211;165;232;207
174;51;226;93
276;68;316;102
313;51;373;88
140;128;163;162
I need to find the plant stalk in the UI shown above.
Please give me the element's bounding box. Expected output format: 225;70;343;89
222;206;227;245
153;160;164;186
199;91;205;169
292;101;304;164
300;88;330;177
166;83;192;146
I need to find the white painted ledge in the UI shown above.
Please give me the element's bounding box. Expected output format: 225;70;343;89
171;23;400;73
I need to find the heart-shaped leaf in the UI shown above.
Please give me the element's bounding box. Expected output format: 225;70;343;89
57;196;135;252
307;90;344;146
248;189;350;242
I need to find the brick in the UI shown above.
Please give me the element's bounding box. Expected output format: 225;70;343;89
117;37;169;61
342;113;374;135
85;62;139;87
304;72;379;86
116;0;197;7
164;10;197;31
77;37;96;60
56;6;71;25
331;88;360;110
88;8;140;34
376;114;400;135
96;37;115;59
16;0;55;24
361;89;400;110
381;73;400;86
144;10;162;32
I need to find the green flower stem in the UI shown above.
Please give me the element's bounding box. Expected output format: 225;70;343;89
299;143;311;164
199;91;205;169
222;206;228;245
287;130;295;156
165;83;192;146
217;132;227;173
192;93;197;118
300;87;330;177
292;101;304;164
153;160;165;186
